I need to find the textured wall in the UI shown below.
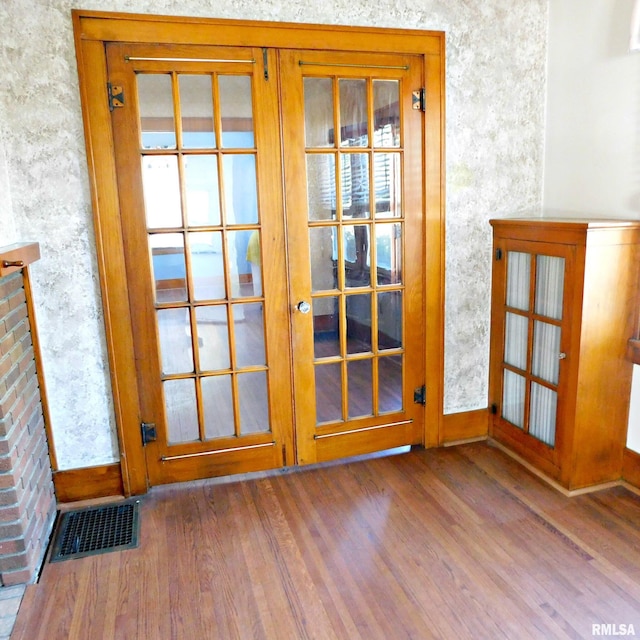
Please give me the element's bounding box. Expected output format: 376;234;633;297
0;116;18;246
542;0;640;452
0;0;548;468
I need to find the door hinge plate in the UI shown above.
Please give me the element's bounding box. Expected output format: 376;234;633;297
141;422;157;446
414;385;426;405
107;83;125;111
495;248;503;261
412;88;426;112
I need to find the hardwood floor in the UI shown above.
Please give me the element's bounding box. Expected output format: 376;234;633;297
13;442;640;639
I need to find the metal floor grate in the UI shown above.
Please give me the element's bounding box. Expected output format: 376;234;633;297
50;500;141;562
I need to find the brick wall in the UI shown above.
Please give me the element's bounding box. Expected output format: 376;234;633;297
0;271;55;585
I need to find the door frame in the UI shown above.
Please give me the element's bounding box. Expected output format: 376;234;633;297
72;9;446;495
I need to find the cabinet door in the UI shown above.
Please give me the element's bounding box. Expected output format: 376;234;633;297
490;239;575;470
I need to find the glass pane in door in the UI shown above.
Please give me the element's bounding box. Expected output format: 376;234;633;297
315;363;343;424
373;81;400;148
137;74;176;149
178;75;216;148
189;231;225;300
219;76;254;148
142;156;182;229
309;227;337;292
307;154;336;221
529;382;557;446
348;359;373;418
532;321;561;385
340;79;368;147
202;375;234;439
506;251;531;311
304;78;334;148
535;256;565;320
504;312;528;371
164;379;199;444
313;297;340;358
502;370;525;429
378;291;402;350
149;233;187;303
376;223;402;284
379;355;402;413
373;153;401;218
184;156;221;226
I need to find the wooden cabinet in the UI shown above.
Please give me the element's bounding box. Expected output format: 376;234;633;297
488;218;640;490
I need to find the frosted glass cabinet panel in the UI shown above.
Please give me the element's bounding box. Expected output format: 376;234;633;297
489;217;640;491
500;249;564;448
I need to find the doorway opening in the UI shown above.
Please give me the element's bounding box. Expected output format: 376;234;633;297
73;11;445;494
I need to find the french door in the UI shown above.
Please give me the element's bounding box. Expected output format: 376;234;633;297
103;34;431;487
280;50;425;464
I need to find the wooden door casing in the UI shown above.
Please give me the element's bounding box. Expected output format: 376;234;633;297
73;11;445;494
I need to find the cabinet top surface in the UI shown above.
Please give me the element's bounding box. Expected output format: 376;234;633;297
489;216;640;230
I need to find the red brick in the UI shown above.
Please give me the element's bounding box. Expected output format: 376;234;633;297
0;472;16;490
9;322;28;351
0;551;28;572
0;388;16;421
19;453;39;495
18;350;34;376
4;307;27;335
0;274;53;587
0;521;25;540
8;291;26;311
1;567;32;586
26;410;43;437
0;332;14;357
0;354;11;381
0;489;18;507
4;365;20;392
22;516;39;550
13;393;39;437
0;539;26;555
0;275;22;301
0;504;21;523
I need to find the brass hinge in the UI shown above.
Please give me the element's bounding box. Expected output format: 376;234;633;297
107;83;125;111
414;385;426;405
141;422;157;446
412;88;426;112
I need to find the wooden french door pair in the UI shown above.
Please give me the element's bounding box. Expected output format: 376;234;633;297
106;40;427;486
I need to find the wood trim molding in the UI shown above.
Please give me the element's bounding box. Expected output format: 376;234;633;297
22;267;58;471
441;409;489;445
627;338;640;365
73;11;446;488
622;447;640;489
0;243;40;278
73;10;443;55
53;463;124;503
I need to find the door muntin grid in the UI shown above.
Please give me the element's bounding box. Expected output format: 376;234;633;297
501;250;565;447
304;75;404;427
137;70;270;445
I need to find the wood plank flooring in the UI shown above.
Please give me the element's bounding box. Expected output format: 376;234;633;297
12;442;640;639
